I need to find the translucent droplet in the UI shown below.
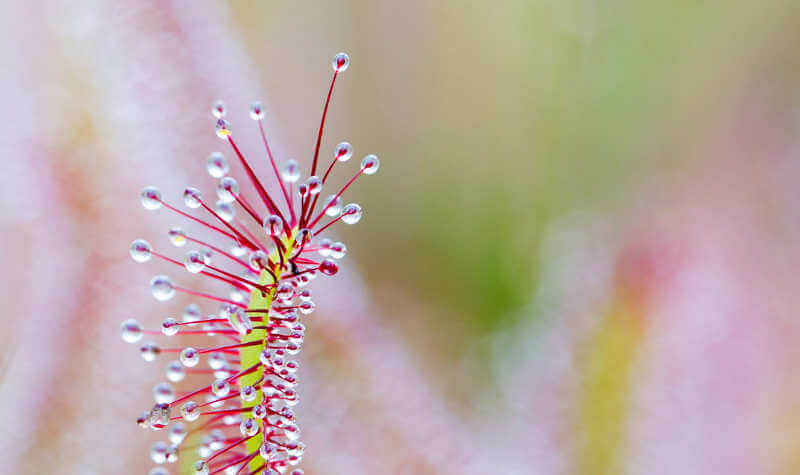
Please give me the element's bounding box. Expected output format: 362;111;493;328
216;201;235;222
151;441;168;464
332;52;350;72
215;118;231;139
168;422;187;445
360;154;379;175
130;239;153;263
182;401;200;422
153;382;175;404
168;228;187;247
182;303;201;322
201;248;213;265
252;404;267;419
330;241;347;259
335;142;353;162
151;275;175;301
298;289;312;302
211;378;230;397
166;360;186;382
297;183;309;198
207;152;229;178
250;101;265;120
318;259;338;276
299;300;315;315
161;317;179;336
137;411;151;428
208;352;227;370
240;418;258;436
149;467;170;475
184;251;206;273
193;460;209;475
141;186;162;210
341;203;362;224
306;176;322;195
180;347;199;367
290;469;305;475
240;385;257;402
282;160;301;183
230;242;247;257
317;238;332;257
227;306;253;335
260;442;277;460
323;194;342;217
296;228;312;246
165;444;178;463
217;176;239;203
149;403;170;430
212;100;226;119
283;423;301;441
249;250;269;271
183;187;202;208
120;318;143;343
140;342;160;362
263;214;282;237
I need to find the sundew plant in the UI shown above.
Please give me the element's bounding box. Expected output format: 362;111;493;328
121;52;380;474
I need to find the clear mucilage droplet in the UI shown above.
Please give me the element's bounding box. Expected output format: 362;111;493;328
250;101;265;120
168;422;187;444
212;378;230;397
153;382;175;404
182;303;201;322
319;259;338;276
216;201;235;222
227;306;253;335
161;317;179;336
168;227;187;247
341;203;363;224
183;187;202;208
184;251;206;273
141;186;162;210
360;154;380;175
332;52;350;72
336;141;353;161
129;239;152;263
216;176;239;203
193;460;209;475
166;360;186;382
324;194;342;216
330;241;347;259
150;275;175;301
282;159;301;183
207;152;229;178
264;214;282;237
149;403;170;430
180;347;199;367
240;418;258;437
182;401;200;422
120;318;143;343
151;441;168;464
215;119;231;139
240;385;257;402
208;351;227;370
306;176;322;195
212;100;226;119
140;342;160;362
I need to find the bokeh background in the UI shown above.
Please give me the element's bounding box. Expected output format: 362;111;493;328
2;1;800;474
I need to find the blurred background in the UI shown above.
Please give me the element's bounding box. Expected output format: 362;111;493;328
2;1;800;473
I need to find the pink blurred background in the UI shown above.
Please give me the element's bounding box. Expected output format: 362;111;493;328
2;1;800;474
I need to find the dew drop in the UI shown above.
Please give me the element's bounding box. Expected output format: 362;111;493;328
183;187;202;208
207;152;229;178
217;176;239;203
153;382;175;404
182;401;200;422
323;194;342;216
130;239;153;263
168;228;187;247
282;159;301;183
360;154;379;175
215;118;231;139
184;251;206;274
250;101;265;120
141;186;162;210
212;100;226;119
336;141;353;162
120;318;143;343
341;203;362;224
332;52;350;72
180;347;200;367
140;341;161;362
166;360;186;382
161;317;179;336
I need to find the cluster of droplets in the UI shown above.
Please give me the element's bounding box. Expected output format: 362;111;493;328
121;52;379;475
